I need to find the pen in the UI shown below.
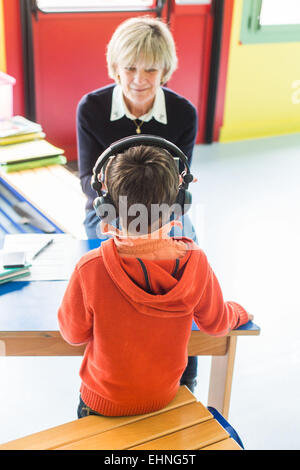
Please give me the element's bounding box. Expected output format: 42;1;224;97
32;238;54;260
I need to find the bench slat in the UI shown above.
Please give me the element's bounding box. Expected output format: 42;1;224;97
55;402;211;450
0;386;196;450
130;419;228;450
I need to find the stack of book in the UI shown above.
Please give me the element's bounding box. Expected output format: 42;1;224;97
0;116;66;172
0;262;31;285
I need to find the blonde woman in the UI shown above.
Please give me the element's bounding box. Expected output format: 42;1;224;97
77;16;198;241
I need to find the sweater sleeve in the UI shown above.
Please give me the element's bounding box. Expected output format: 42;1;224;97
193;262;249;337
58;265;93;345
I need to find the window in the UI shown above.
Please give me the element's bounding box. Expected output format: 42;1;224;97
260;0;300;26
240;0;300;44
36;0;155;13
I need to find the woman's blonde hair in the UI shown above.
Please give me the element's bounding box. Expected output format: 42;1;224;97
106;16;178;85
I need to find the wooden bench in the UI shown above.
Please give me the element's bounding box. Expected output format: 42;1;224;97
0;386;243;450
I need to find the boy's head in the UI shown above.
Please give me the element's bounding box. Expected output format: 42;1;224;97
105;145;180;235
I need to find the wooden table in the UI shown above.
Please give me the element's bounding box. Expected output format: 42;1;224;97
0;386;242;450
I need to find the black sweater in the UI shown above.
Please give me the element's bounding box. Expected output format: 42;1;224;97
76;84;198;210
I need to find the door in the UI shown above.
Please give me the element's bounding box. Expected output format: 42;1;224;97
4;0;215;159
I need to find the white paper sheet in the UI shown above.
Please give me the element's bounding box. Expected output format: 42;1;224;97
2;233;80;281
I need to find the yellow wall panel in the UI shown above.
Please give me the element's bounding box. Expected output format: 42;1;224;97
0;0;6;72
220;0;300;142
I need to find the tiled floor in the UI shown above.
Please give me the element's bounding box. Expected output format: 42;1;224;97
0;134;300;449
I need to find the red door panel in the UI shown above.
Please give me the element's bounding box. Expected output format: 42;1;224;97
32;10;151;159
168;3;213;143
4;1;214;160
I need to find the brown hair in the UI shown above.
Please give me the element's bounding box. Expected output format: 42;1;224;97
106;145;179;234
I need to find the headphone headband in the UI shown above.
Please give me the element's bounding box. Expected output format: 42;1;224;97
109;134;189;166
91;134;193;194
91;134;194;224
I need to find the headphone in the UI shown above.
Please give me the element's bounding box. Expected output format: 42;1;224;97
91;134;194;223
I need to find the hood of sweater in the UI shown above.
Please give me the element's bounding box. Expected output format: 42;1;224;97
100;235;208;319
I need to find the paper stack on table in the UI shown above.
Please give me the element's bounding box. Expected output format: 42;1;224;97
2;233;83;281
0;254;31;284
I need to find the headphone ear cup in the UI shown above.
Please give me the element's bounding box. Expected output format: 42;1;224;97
175;189;192;215
91;175;102;194
93;193;117;223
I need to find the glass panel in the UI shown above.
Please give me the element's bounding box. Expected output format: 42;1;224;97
36;0;153;12
260;0;300;26
240;0;300;44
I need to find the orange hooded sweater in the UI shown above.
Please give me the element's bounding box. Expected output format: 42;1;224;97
58;232;249;417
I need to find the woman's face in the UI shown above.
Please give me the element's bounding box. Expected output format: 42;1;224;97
116;63;164;115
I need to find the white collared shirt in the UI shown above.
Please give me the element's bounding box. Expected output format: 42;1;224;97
110;84;167;124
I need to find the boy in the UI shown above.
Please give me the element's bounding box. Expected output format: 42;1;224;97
58;145;251;418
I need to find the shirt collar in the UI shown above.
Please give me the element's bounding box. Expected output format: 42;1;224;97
110;84;167;124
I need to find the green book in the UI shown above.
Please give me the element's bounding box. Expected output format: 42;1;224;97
0;139;65;165
0;155;67;173
0;270;31;285
0;263;31;284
